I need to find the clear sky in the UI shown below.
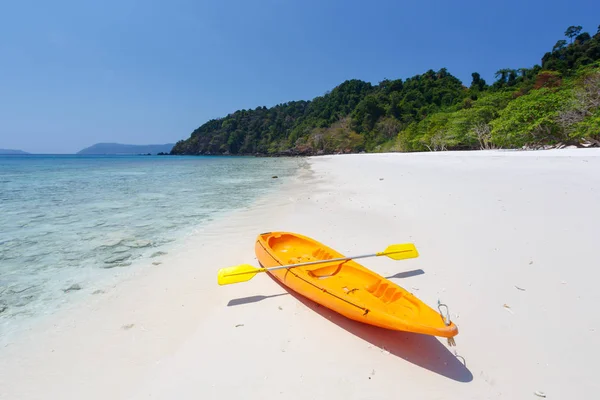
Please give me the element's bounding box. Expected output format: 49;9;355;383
0;0;598;153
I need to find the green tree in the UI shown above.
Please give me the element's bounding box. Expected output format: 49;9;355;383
470;72;487;91
491;88;572;147
575;32;592;45
494;69;507;83
553;40;567;52
518;68;529;78
418;91;512;150
507;69;518;86
565;25;583;43
494;69;511;83
571;109;600;141
350;94;386;133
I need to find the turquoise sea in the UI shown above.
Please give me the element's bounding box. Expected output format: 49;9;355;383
0;155;300;335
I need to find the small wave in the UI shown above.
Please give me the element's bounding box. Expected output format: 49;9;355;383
125;240;153;249
102;261;132;269
104;254;132;264
94;238;129;250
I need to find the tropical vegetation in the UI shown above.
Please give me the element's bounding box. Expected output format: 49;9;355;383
171;25;600;155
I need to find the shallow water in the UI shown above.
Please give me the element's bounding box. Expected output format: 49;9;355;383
0;155;301;332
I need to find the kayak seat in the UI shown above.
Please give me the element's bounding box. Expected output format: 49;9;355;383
366;280;404;303
365;279;382;293
374;282;388;297
307;263;343;278
383;287;404;303
312;248;334;260
382;287;396;302
390;292;404;303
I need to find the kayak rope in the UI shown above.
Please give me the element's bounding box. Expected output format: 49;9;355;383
258;241;370;316
437;301;456;347
286;268;371;316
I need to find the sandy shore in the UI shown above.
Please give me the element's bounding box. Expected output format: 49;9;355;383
1;149;599;399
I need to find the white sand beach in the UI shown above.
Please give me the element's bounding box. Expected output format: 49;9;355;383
1;149;599;399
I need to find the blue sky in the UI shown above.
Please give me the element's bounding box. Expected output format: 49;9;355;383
0;0;598;153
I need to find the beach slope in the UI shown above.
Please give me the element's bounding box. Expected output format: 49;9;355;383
1;149;599;399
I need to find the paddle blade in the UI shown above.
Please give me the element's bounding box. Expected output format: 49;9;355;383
217;264;261;285
377;243;419;260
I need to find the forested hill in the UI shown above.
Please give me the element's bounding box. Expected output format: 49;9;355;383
0;149;29;155
171;25;600;156
77;143;175;155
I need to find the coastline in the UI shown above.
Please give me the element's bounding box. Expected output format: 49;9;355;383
2;149;599;399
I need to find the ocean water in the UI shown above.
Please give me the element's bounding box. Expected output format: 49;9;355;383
0;155;301;334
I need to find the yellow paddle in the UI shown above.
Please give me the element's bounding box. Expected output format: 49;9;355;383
217;243;419;285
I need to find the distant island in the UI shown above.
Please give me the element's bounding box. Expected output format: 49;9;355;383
0;149;29;155
77;143;175;155
172;24;600;156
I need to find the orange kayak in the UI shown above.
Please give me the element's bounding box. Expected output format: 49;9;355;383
255;232;458;338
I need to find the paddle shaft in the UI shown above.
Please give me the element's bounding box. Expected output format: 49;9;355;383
217;243;417;284
221;253;377;279
259;250;411;273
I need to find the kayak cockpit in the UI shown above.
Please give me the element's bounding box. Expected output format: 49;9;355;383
307;263;344;279
265;233;408;304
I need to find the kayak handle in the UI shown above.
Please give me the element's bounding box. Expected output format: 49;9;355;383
437;301;451;326
438;301;457;347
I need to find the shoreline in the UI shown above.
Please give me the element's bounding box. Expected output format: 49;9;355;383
2;149;599;399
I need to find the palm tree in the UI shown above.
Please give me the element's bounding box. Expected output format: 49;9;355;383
494;68;511;84
518;68;529;78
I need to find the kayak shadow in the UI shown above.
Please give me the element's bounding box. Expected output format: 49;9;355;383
269;277;473;383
